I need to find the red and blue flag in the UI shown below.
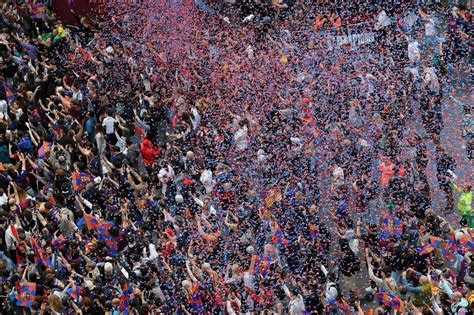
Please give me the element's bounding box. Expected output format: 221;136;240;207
38;142;53;160
67;284;82;302
120;283;134;315
380;214;403;240
52;234;66;250
3;83;14;103
16;281;36;308
376;291;401;311
72;171;95;192
85;213;100;230
261;188;283;209
271;226;289;247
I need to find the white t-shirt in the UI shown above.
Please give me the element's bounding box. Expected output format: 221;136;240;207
158;165;175;184
14;108;23;121
102;116;116;134
72;90;83;102
288;295;306;315
116;136;127;154
408;40;420;63
401;11;418;30
0;100;8;119
191;107;201;131
5;225;18;251
243;272;255;289
0;194;7;206
234;126;249;150
95;133;106;154
424;67;440;95
325;282;338;304
376;10;391;29
425;18;436;37
200;169;215;194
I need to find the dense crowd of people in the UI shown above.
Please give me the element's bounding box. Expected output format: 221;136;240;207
0;0;472;314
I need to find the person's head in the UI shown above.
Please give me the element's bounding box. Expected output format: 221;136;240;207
425;208;435;218
290;288;300;299
231;264;240;274
399;285;407;295
85;260;96;272
48;293;63;312
419;276;429;285
186;151;194;160
452;291;463;303
382;156;391;164
182;279;192;290
17;228;25;241
408;134;421;145
201;262;211;272
104;262;113;276
106;108;114;116
406;269;416;280
95;124;104;134
464;186;472;193
82;297;93;309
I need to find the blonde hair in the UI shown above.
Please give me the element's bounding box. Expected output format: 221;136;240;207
48;293;63;313
182;280;191;289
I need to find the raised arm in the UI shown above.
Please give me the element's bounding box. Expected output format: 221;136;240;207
26;123;40;147
185;259;199;283
366;252;384;288
196;216;217;242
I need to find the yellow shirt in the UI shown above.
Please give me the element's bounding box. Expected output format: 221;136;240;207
56;26;67;38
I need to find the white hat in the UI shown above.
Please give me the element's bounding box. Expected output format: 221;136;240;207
105;46;114;54
93;176;101;184
175;194;184;204
200;170;212;184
